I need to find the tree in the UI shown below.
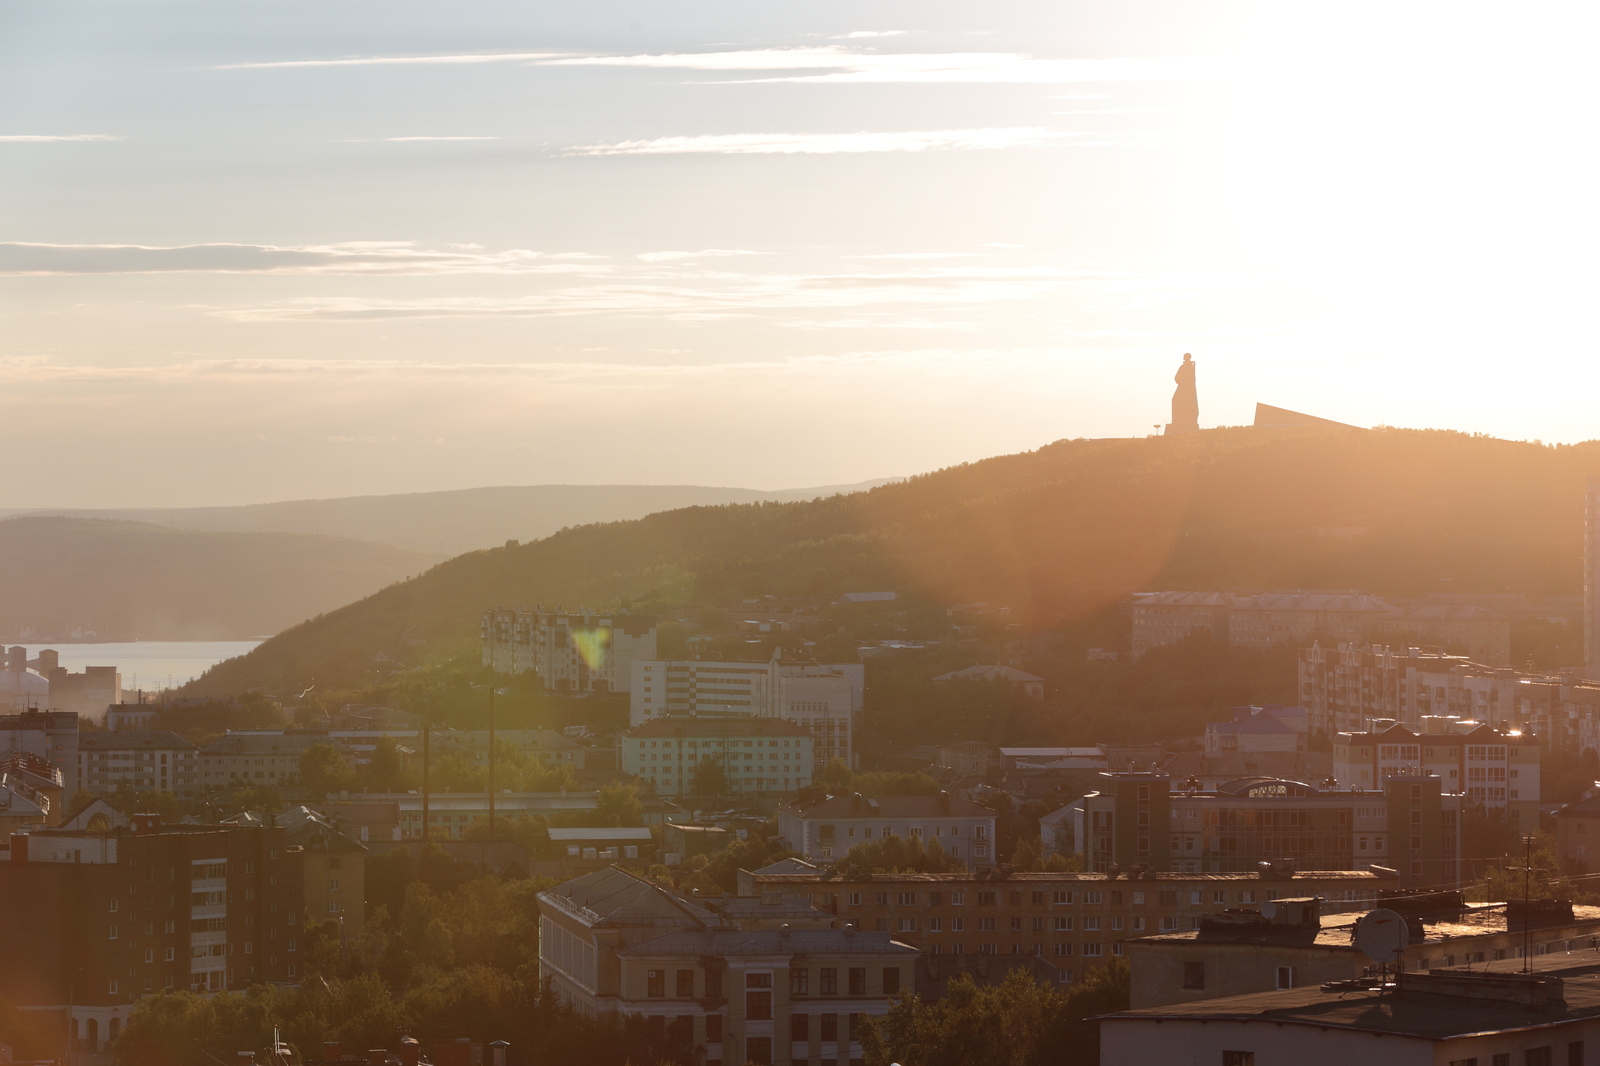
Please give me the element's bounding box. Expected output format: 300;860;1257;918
819;758;853;793
840;835;965;875
690;759;730;798
594;782;645;826
365;736;406;791
1010;833;1082;873
298;743;356;798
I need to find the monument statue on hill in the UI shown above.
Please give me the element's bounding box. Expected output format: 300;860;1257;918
1165;352;1199;435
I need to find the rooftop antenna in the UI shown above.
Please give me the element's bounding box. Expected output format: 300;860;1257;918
1508;833;1546;973
1353;908;1409;992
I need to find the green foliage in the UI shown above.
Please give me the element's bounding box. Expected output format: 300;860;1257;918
676;832;795;895
690;758;730;797
593;782;645;827
819;758;853;792
861;961;1130;1066
1010;833;1083;873
1466;830;1600;904
298;743;357;798
840;835;965;875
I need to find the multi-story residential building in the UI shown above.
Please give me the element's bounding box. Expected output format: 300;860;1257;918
624;717;814;797
743;864;1391;991
1299;641;1533;737
0;748;63;826
432;728;592;771
0;817;302;1056
775;793;997;869
340;790;602;840
538;866;917;1066
1588;474;1600;676
78;730;198;798
1135;593;1512;664
1059;772;1462;887
480;607;657;694
197;731;355;791
1332;722;1540;825
223;805;367;938
628;658;863;771
0;709;79;794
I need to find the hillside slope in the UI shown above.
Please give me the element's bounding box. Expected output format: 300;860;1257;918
2;480;896;557
0;518;439;641
186;427;1600;694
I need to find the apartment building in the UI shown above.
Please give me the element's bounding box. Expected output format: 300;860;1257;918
1298;641;1529;736
1128;592;1240;657
775;793;997;869
1058;772;1462;887
198;732;355;791
743;865;1388;990
1332;722;1540;824
0;710;79;794
538;866;917;1066
623;717;814;797
628;658;863;770
0;817;302;1055
480;607;658;695
346;790;601;840
78;730;198;797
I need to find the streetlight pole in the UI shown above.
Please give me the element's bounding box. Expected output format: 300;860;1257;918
422;718;431;845
488;686;496;842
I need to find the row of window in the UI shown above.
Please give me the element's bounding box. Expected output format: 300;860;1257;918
644;967;899;1000
875;915;1183;933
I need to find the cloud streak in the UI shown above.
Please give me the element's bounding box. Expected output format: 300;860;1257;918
0;241;608;277
565;128;1108;156
0;134;120;142
217;52;566;69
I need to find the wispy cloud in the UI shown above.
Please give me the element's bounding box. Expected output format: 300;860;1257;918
566;128;1097;156
221;46;1207;85
340;136;501;142
0;134;120;142
542;47;1210;85
0;241;609;276
214;267;1098;322
217;52;566;70
637;249;762;262
834;31;906;39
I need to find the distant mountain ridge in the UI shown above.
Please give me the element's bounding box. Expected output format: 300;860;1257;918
0;517;439;642
0;479;898;557
185;427;1600;696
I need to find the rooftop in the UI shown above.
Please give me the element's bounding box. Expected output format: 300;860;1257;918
80;730;197;751
627;717;810;739
546;827;654;842
781;793;994;820
750;869;1387;884
1133;902;1600;950
619;927;918;957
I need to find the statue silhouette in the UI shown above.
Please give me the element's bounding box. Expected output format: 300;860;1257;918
1165;353;1199;435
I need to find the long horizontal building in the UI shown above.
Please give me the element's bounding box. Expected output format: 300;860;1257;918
481;607;657;694
1331;721;1539;825
624;717;814;798
1056;771;1461;887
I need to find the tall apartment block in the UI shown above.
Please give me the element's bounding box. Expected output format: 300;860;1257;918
480;608;657;694
1588;475;1600;676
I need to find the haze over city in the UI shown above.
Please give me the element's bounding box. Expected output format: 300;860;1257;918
5;1;1598;507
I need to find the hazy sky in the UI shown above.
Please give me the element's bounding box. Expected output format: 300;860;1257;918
3;1;1597;507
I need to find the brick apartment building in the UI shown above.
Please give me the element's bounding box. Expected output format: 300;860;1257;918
742;864;1389;992
0;818;305;1055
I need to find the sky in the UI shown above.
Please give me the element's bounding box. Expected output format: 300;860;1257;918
3;1;1599;507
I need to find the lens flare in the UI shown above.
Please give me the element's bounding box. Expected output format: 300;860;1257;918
572;627;611;672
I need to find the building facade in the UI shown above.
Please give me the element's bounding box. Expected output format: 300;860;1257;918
538;866;917;1066
623;717;814;797
1332;722;1540;824
78;730;199;798
775;794;997;869
0;819;302;1055
0;710;79;795
481;608;657;694
1060;772;1462;887
744;866;1390;991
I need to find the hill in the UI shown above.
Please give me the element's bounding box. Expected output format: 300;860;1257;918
0;480;896;557
185;427;1600;695
0;517;440;641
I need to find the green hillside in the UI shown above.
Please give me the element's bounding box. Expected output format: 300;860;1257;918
0;517;440;641
186;427;1600;694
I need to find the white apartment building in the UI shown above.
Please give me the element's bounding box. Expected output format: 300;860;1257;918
481;607;657;694
78;730;198;797
623;717;814;797
630;658;863;770
1332;721;1541;826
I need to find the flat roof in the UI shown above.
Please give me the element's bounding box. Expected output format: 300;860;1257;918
547;827;653;841
1131;903;1600;950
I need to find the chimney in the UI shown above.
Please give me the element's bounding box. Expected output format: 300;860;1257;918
398;1037;421;1066
322;1042;343;1061
490;1042;509;1066
9;834;27;863
369;1051;389;1066
238;1054;257;1066
430;1038;474;1066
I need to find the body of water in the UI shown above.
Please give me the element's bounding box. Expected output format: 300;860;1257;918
41;641;264;692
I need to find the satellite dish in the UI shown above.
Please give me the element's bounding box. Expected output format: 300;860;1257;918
1354;908;1410;966
1259;901;1278;920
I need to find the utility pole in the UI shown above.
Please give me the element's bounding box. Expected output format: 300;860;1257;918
422;718;431;845
488;685;496;842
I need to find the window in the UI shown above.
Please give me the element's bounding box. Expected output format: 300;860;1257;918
1054;917;1073;931
108;981;118;995
1522;1050;1551;1066
1083;943;1102;957
1276;966;1295;990
1569;1043;1585;1066
1083;918;1101;931
706;1015;723;1043
977;892;997;906
952;917;965;932
790;969;809;995
820;968;838;995
648;970;665;997
745;972;773;1021
1183;962;1205;990
883;967;900;995
897;892;917;905
848;968;866;995
821;1014;838;1041
676;969;695;997
791;1014;809;1041
1222;1054;1255;1066
1053;891;1072;905
745;1037;772;1065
